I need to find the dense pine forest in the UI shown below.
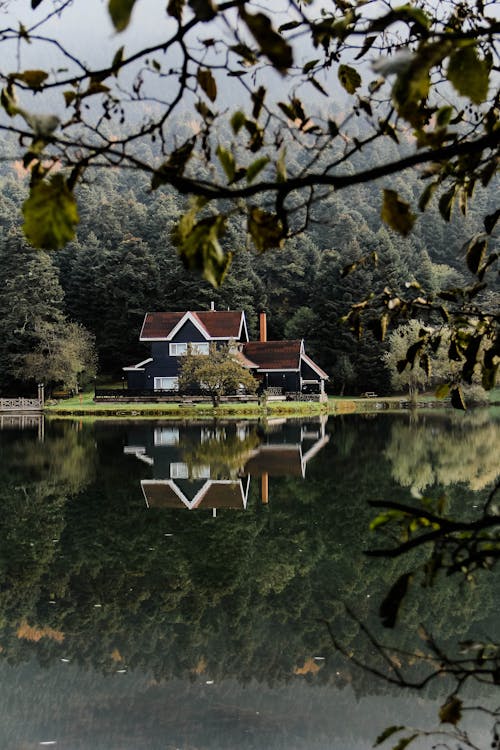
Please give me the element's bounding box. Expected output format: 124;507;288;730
0;129;497;396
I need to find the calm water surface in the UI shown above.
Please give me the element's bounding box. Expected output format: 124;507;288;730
0;412;498;749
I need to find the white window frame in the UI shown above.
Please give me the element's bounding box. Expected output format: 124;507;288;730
154;377;178;391
154;427;179;446
190;342;210;355
169;342;188;356
170;462;189;479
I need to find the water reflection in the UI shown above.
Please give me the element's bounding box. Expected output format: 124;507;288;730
385;410;500;493
0;413;498;749
123;417;329;510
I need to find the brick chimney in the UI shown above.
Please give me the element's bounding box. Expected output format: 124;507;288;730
259;311;267;342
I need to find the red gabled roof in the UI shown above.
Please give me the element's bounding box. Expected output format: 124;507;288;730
242;341;302;370
140;311;245;340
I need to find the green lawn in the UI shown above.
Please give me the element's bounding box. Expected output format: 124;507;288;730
44;391;329;418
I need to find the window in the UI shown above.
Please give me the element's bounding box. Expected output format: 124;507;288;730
154;428;179;446
169;342;209;356
191;342;209;355
169;343;188;356
170;462;189;479
154;377;178;391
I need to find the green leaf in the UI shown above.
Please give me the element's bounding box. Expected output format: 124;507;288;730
373;726;405;747
381;189;415;236
246;156;269;184
392;736;419;750
436;105;453;127
216;145;236;182
197;68;217;102
111;45;125;73
240;9;293;72
175;213;231;287
230;111;246;134
393;4;431;29
447;45;489;104
22;174;79;250
303;59;319;74
248;208;285;252
108;0;137;32
338;64;361;94
439;696;462;725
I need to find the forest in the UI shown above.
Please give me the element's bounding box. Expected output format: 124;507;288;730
0;125;497;397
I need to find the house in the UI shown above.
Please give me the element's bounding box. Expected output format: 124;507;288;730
123;418;329;510
124;305;248;392
123;306;328;395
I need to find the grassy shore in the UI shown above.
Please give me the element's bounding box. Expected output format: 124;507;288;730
42;390;464;419
44;392;331;418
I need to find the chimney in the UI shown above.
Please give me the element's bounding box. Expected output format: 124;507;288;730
259;311;267;342
210;301;215;311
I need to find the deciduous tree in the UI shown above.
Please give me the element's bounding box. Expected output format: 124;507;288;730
178;343;257;406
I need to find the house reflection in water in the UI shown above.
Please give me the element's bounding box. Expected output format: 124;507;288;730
123;418;329;514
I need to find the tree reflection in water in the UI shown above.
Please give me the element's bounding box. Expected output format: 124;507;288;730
0;413;498;749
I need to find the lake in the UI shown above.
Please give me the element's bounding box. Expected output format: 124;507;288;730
0;411;499;749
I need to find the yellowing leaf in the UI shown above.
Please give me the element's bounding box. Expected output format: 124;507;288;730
248;208;284;252
381;189;415;236
338;64;361;94
108;0;137;32
22;174;79;250
197;68;217;102
14;69;48;89
439;696;462;725
435;383;450;399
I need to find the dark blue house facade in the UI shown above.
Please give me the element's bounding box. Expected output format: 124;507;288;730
124;308;328;394
124;310;249;391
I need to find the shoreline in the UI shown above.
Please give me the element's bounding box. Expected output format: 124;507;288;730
38;394;457;419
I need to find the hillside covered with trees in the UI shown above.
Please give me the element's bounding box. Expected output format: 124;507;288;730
0;131;496;396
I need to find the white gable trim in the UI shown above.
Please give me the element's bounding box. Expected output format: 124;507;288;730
139;314;149;341
141;479;243;510
239;312;249;342
167;312;210;341
301;353;328;380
